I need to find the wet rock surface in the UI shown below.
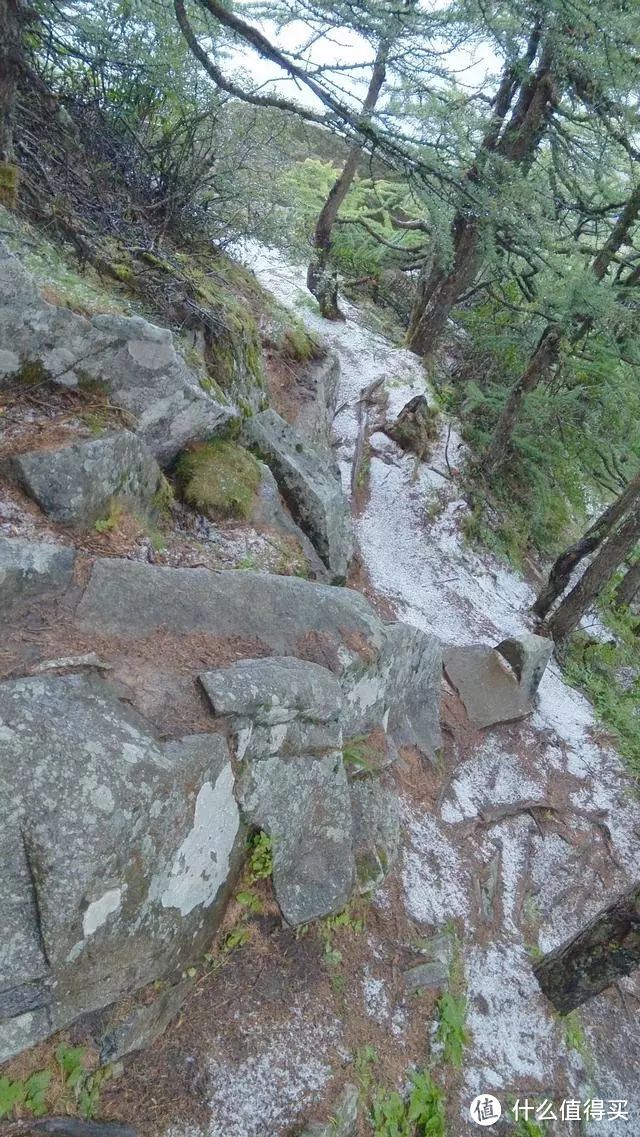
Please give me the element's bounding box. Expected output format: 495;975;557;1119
243;408;353;582
7;430;165;528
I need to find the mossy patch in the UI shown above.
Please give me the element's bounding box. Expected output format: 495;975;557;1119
0;163;19;209
176;439;262;520
281;322;319;363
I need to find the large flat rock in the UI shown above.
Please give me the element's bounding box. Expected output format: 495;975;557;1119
243;409;353;582
200;656;341;724
238;751;354;925
443;645;530;727
7;430;164;527
75;558;382;662
0;677;244;1060
74;559;442;741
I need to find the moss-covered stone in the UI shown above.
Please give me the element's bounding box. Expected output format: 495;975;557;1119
176;440;262;520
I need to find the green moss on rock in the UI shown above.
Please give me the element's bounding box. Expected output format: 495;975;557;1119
176;439;262;520
0;163;19;210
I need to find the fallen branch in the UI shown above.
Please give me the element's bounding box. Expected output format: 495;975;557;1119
461;798;621;869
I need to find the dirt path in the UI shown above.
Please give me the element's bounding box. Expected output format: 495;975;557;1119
236;244;640;1135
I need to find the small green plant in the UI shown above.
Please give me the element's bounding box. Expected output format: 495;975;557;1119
354;1044;378;1094
236;888;264;916
561;1009;596;1079
371;1071;446;1137
0;1069;52;1119
94;500;124;533
514;1121;544;1137
342;736;377;775
323;944;343;967
224;925;251;951
55;1043;111;1120
323;906;366;936
372;1087;408;1135
152;475;175;515
148;528;167;553
435;992;468;1068
406;1071;446;1137
563;613;640;777
0;1046;111;1123
247;831;273;882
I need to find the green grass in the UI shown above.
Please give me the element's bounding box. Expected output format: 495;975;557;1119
343;735;378;775
563;595;640;777
176;439;262;521
514;1122;544;1137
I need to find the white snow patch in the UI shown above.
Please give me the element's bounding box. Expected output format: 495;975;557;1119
440;734;545;823
402;805;470;925
464;941;561;1092
362;972;390;1023
202;1007;341;1137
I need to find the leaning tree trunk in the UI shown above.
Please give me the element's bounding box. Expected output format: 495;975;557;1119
534;882;640;1013
406;43;557;359
479;325;562;475
0;0;24;206
547;507;640;644
533;468;640;620
307;42;388;320
405;216;481;355
614;554;640;609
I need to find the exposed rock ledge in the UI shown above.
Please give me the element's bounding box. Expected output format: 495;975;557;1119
0;537;443;1061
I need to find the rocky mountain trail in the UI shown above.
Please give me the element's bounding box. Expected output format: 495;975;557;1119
0;234;639;1137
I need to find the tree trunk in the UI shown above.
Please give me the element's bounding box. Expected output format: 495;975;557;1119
479;325;562;475
0;0;25;208
533;468;640;619
614;554;640;609
405;216;481;354
406;40;556;359
547;507;640;643
307;42;387;320
534;882;640;1013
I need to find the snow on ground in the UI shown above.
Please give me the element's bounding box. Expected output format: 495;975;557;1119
223;242;640;1134
170;1005;342;1137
